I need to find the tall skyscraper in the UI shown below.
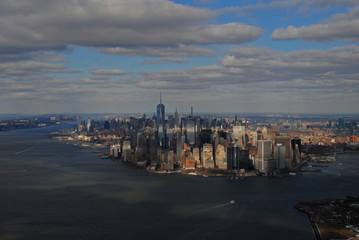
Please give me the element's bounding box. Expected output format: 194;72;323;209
232;126;241;142
202;144;214;168
157;92;166;149
291;138;301;165
274;143;286;170
232;126;246;148
227;144;250;171
174;108;179;129
86;117;91;132
176;131;182;166
215;144;227;170
186;117;195;146
257;140;274;174
275;136;292;169
258;140;272;159
76;115;80;132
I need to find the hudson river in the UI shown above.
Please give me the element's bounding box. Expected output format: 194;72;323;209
0;125;358;240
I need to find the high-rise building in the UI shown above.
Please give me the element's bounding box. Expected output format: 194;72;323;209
226;144;238;170
148;136;159;165
76;115;80;132
258;140;272;159
193;147;200;166
122;139;132;162
86;117;91;132
227;145;250;171
232;126;240;141
291;138;301;165
274;143;286;170
238;149;250;170
161;150;174;170
181;143;195;169
232;126;246;148
135;132;148;162
202;144;214;168
174;108;179;129
157;93;166;149
275;136;292;169
186;117;195;146
176;131;183;166
195;117;201;148
257;140;274;174
215;144;227;170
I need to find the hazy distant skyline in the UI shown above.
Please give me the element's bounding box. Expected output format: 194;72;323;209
1;0;359;114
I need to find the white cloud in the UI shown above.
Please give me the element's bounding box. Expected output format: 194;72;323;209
0;61;66;79
2;45;358;113
141;57;188;65
90;69;126;76
99;45;215;57
73;78;108;85
133;46;359;94
219;0;359;17
271;6;359;42
0;0;262;54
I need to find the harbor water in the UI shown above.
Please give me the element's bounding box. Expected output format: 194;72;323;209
0;125;358;240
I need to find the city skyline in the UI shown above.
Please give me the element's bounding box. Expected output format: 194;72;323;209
1;0;359;114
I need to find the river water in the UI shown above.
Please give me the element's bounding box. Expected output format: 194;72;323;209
0;125;358;240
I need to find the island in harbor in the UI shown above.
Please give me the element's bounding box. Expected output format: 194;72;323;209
49;108;359;178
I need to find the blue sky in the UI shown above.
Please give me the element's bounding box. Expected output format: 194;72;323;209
0;0;358;114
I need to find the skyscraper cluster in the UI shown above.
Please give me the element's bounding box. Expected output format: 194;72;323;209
106;96;304;175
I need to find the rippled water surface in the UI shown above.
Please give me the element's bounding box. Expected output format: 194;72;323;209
0;125;358;240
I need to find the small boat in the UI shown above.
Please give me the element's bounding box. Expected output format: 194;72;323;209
229;200;235;204
202;175;208;178
338;163;342;166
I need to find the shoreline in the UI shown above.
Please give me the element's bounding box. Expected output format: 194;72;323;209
50;132;359;180
295;206;323;240
296;197;359;240
50;137;356;179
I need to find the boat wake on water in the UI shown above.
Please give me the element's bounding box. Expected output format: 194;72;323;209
14;142;40;155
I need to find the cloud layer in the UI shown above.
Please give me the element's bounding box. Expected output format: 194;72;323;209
0;0;262;55
0;0;358;113
2;45;358;113
134;45;359;98
271;6;359;42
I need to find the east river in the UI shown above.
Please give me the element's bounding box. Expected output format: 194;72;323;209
0;125;358;240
